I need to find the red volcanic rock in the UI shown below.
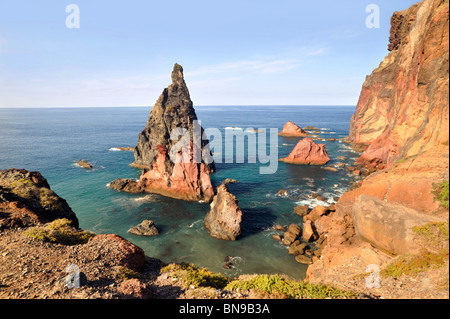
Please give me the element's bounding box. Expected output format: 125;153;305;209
278;121;308;137
204;183;243;241
89;234;146;272
137;142;214;202
279;137;330;165
348;0;449;168
115;64;215;202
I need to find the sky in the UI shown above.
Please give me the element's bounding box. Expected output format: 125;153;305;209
0;0;419;107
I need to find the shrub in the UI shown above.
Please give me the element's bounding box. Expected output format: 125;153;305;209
161;263;230;289
26;218;94;245
225;274;358;299
433;180;449;209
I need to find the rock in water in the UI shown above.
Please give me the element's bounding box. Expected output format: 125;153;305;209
128;220;159;236
279;137;330;165
129;64;215;202
278;121;308;137
204;183;243;241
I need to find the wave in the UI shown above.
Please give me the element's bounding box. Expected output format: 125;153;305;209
224;127;242;130
109;147;121;151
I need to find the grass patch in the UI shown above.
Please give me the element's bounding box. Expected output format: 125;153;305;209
161;263;231;290
115;267;141;281
161;263;359;299
432;180;449;209
381;249;449;279
225;274;358;299
413;221;449;246
26;218;94;245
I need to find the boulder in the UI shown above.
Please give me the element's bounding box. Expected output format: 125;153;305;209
323;166;339;172
278;121;308;137
204;183;243;241
288;242;307;256
302;220;319;242
109;179;143;194
88;234;146;272
293;205;310;217
304;205;330;222
295;255;312;265
282;231;298;246
128;220;159;236
279;137;330;165
352;195;443;255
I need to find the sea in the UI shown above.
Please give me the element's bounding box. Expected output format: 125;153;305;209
0;105;359;280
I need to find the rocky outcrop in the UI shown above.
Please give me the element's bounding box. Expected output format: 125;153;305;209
0;168;79;229
306;0;450;291
352;195;442;255
76;160;93;169
278;121;308;137
204;183;242;240
128;220;159;236
348;0;449;168
126;64;215;202
279;137;330;165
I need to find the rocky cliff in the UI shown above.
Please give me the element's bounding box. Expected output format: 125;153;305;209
0;169;79;229
348;0;448;168
115;64;215;202
306;0;449;295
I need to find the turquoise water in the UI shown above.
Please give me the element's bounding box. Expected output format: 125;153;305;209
0;106;359;279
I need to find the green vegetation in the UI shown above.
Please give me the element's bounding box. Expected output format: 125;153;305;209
115;267;141;281
413;221;449;245
26;218;94;245
161;263;358;299
10;178;35;198
225;274;358;299
39;188;61;211
161;263;230;290
432;180;449;209
381;249;449;279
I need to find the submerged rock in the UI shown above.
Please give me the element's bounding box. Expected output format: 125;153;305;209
204;183;243;241
76;160;93;169
279;137;330;165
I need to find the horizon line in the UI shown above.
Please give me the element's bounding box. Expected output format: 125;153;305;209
0;104;356;109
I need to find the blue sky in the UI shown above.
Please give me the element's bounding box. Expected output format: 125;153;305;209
0;0;419;107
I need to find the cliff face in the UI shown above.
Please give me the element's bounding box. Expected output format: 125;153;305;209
348;0;449;168
131;64;215;202
0;168;79;229
306;0;449;291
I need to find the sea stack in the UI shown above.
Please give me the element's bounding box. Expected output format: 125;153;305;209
117;64;215;202
278;121;308;137
204;183;243;241
279;137;330;165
